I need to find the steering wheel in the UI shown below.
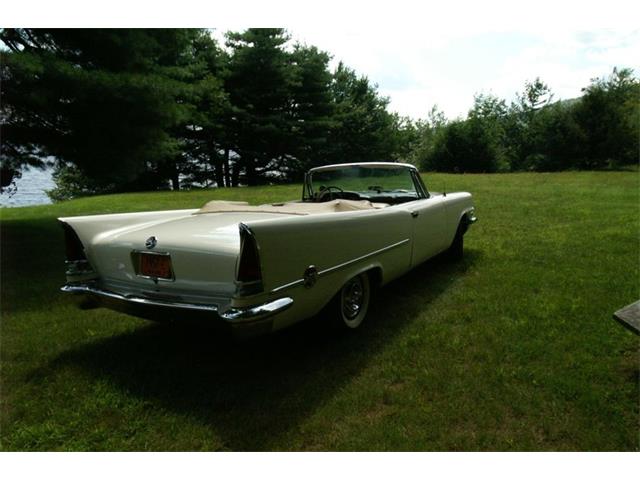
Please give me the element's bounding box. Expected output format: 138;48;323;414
317;185;344;202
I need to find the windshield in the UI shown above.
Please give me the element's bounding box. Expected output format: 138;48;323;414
306;165;425;204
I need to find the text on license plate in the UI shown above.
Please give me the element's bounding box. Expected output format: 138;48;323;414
138;253;173;279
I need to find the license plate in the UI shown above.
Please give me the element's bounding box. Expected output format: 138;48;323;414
138;253;173;280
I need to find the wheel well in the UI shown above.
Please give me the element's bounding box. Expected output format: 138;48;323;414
458;212;472;235
366;267;383;289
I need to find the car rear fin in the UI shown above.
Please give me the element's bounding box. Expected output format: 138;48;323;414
236;223;264;295
60;221;87;261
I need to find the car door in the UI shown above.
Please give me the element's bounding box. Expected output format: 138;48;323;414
406;195;448;266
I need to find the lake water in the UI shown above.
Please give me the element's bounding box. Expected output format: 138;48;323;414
0;168;55;208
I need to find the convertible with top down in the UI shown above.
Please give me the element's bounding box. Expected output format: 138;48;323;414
60;162;477;337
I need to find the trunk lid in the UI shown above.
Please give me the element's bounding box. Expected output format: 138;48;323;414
81;211;287;306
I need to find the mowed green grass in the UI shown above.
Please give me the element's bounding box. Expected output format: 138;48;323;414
1;171;638;451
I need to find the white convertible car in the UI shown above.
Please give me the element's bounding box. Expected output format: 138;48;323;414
60;162;476;337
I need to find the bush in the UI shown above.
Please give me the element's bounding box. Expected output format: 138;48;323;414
46;164;105;202
421;118;501;173
418;68;638;173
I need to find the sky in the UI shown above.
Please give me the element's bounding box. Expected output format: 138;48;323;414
5;0;640;122
214;27;639;121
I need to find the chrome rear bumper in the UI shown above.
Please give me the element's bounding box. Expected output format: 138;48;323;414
61;283;293;338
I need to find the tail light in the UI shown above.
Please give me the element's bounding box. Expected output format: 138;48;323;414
60;221;94;277
61;221;86;261
236;223;263;295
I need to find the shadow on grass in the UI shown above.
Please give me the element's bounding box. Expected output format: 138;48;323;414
1;217;67;314
51;250;480;451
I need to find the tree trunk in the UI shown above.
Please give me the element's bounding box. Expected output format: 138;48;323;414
170;163;180;190
214;159;224;188
223;148;231;187
210;142;224;188
245;159;257;186
231;158;240;187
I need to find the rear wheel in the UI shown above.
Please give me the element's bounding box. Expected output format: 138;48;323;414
326;272;371;329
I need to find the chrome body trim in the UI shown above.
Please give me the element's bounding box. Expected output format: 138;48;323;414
462;208;477;225
61;283;217;312
221;297;294;322
145;236;158;249
308;162;418;174
61;283;292;324
410;169;430;198
317;238;409;276
304;162;421;201
270;238;410;293
238;222;254;238
270;278;305;293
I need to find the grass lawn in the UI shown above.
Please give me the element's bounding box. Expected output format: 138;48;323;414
1;171;638;451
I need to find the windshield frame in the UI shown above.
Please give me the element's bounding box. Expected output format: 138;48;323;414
302;163;429;202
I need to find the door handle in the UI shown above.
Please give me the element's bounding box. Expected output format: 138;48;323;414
411;211;419;218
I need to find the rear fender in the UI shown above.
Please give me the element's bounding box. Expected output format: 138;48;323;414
243;208;412;294
235;208;413;329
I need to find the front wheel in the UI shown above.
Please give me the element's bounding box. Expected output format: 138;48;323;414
326;273;371;329
446;223;465;260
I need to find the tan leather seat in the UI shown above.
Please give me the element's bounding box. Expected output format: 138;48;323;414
196;199;388;216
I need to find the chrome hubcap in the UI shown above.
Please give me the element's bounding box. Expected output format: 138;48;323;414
342;277;364;320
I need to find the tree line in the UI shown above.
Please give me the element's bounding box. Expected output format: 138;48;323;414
0;28;403;199
0;28;637;200
409;71;639;173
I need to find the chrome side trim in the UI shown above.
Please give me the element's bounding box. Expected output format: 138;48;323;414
270;278;305;293
61;283;292;324
317;238;409;276
270;238;410;293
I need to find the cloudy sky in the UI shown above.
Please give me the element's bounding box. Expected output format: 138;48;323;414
9;0;640;121
299;28;638;120
204;0;640;121
214;26;639;121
